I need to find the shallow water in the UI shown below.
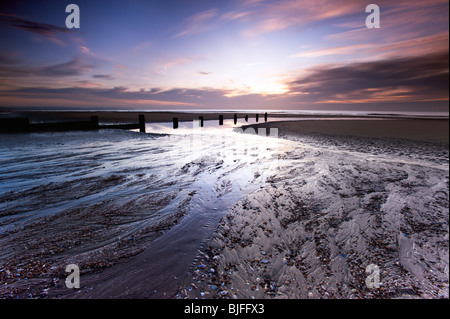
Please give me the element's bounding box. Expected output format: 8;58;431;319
0;125;286;297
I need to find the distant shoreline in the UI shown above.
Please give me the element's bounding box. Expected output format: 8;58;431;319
241;118;449;144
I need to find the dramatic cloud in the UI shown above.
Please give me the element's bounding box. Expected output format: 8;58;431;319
290;32;449;60
0;13;75;45
0;52;22;65
326;0;449;44
289;44;372;58
2;51;448;109
40;57;95;77
0;85;289;109
240;0;363;37
0;86;226;107
287;51;449;103
92;74;115;79
0;56;96;78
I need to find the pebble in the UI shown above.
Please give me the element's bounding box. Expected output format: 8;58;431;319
198;264;207;269
261;259;269;264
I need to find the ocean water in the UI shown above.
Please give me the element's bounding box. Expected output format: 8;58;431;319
0;120;448;298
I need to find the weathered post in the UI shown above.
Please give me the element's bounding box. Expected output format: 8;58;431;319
173;117;179;129
264;112;268;122
219;115;223;125
0;117;29;132
199;116;204;127
234;113;237;125
256;114;259;122
139;114;145;133
90;115;99;129
245;115;248;122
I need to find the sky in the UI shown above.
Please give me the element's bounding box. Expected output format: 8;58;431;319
0;0;448;112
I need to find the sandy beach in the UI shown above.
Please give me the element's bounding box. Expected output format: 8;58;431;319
177;118;448;299
0;112;448;299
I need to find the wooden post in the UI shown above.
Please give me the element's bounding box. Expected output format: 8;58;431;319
264;112;268;122
0;117;29;132
245;115;248;122
199;116;204;127
256;114;259;122
173;117;178;129
219;115;223;125
139;114;145;133
234;113;237;125
90;115;99;128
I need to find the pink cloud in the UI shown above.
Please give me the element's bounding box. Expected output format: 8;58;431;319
79;46;93;55
290;44;372;58
174;9;218;37
162;56;201;70
290;32;449;60
241;0;362;37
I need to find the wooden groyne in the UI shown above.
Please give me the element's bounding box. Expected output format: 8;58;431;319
1;112;269;133
0;115;146;133
171;112;268;128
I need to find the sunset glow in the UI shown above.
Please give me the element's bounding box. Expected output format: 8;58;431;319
0;0;448;112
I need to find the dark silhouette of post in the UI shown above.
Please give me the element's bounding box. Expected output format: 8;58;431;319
138;114;145;133
173;117;178;129
90;115;99;128
0;117;29;132
245;115;248;122
0;115;150;133
264;112;268;122
256;114;259;122
234;113;237;125
219;115;223;125
199;116;204;127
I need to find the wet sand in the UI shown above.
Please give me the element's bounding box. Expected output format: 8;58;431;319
178;119;449;299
